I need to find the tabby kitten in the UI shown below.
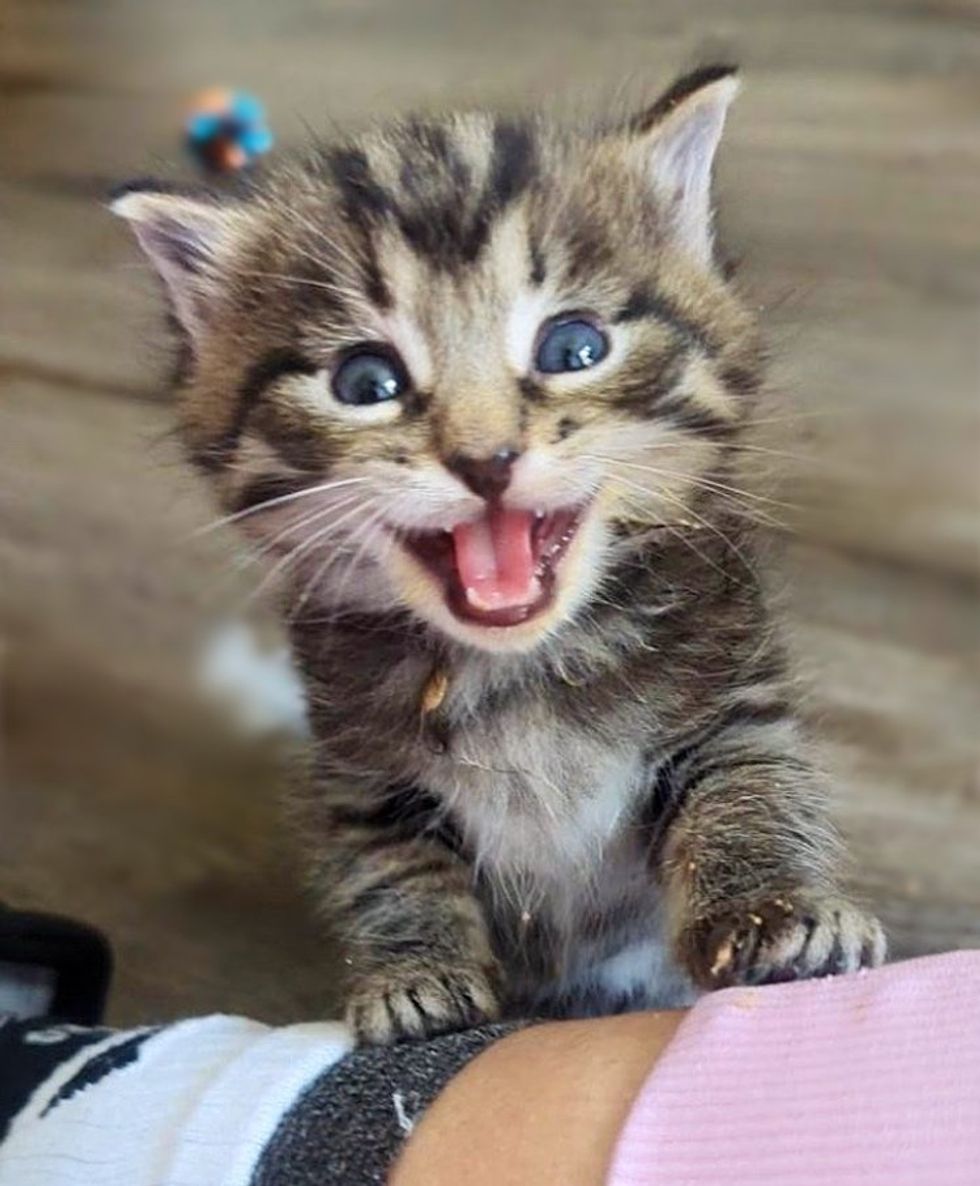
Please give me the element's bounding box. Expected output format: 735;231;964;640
114;66;885;1042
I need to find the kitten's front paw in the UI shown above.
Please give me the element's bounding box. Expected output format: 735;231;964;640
680;893;886;990
345;961;501;1045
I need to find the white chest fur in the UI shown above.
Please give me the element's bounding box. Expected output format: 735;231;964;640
419;701;647;918
417;704;694;1009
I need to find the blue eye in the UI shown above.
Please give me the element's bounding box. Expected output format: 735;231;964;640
332;351;408;406
535;317;609;374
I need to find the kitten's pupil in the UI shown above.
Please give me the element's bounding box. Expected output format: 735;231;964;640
536;318;609;374
333;351;407;406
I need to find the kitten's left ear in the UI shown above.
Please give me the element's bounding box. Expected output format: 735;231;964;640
110;182;245;343
626;65;740;267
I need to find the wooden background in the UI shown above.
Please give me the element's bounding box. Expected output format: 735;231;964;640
1;0;977;1025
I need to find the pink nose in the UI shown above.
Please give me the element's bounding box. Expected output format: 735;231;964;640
447;448;520;501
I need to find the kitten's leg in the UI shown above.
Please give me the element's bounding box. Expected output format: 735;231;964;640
304;782;501;1044
652;706;886;990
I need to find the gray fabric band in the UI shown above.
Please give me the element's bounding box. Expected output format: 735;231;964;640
252;1023;519;1185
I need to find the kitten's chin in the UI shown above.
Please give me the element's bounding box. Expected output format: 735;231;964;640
383;505;606;654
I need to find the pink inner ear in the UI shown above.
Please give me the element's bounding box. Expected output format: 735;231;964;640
137;215;212;276
641;75;739;265
113;190;230;340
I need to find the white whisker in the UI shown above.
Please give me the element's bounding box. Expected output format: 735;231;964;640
188;476;370;538
291;497;393;620
601;456;794;515
237;490;368;569
603;474;744;582
243;495;379;607
582;452;786;531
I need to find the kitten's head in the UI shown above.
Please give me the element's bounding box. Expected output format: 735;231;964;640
114;66;761;654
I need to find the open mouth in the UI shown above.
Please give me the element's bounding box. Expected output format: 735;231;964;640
401;504;587;627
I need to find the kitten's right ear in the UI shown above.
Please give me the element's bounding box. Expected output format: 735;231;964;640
110;182;242;343
624;65;740;267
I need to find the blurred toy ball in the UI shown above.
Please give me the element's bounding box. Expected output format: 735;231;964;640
185;87;273;172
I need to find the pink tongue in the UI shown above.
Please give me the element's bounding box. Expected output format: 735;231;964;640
451;507;539;612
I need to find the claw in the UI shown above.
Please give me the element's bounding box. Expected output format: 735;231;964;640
710;937;736;978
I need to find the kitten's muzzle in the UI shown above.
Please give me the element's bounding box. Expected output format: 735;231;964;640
397;501;588;629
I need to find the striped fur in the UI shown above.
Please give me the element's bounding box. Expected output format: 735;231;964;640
115;67;884;1042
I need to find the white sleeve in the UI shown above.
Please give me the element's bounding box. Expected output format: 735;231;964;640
0;1015;352;1186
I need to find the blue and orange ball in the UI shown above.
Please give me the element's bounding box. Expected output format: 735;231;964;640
185;87;273;172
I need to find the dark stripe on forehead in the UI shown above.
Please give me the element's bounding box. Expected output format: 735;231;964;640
320;118;538;284
392;115;538;270
402;118;450;163
402;117;470;192
564;219;613;284
488;118;536;209
390;122;473;270
461;117;536;264
529;236;547;286
327;146;391;219
201;348;319;471
325;146;393;309
614;287;716;354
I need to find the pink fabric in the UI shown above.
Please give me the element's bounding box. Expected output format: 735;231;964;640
607;950;980;1186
